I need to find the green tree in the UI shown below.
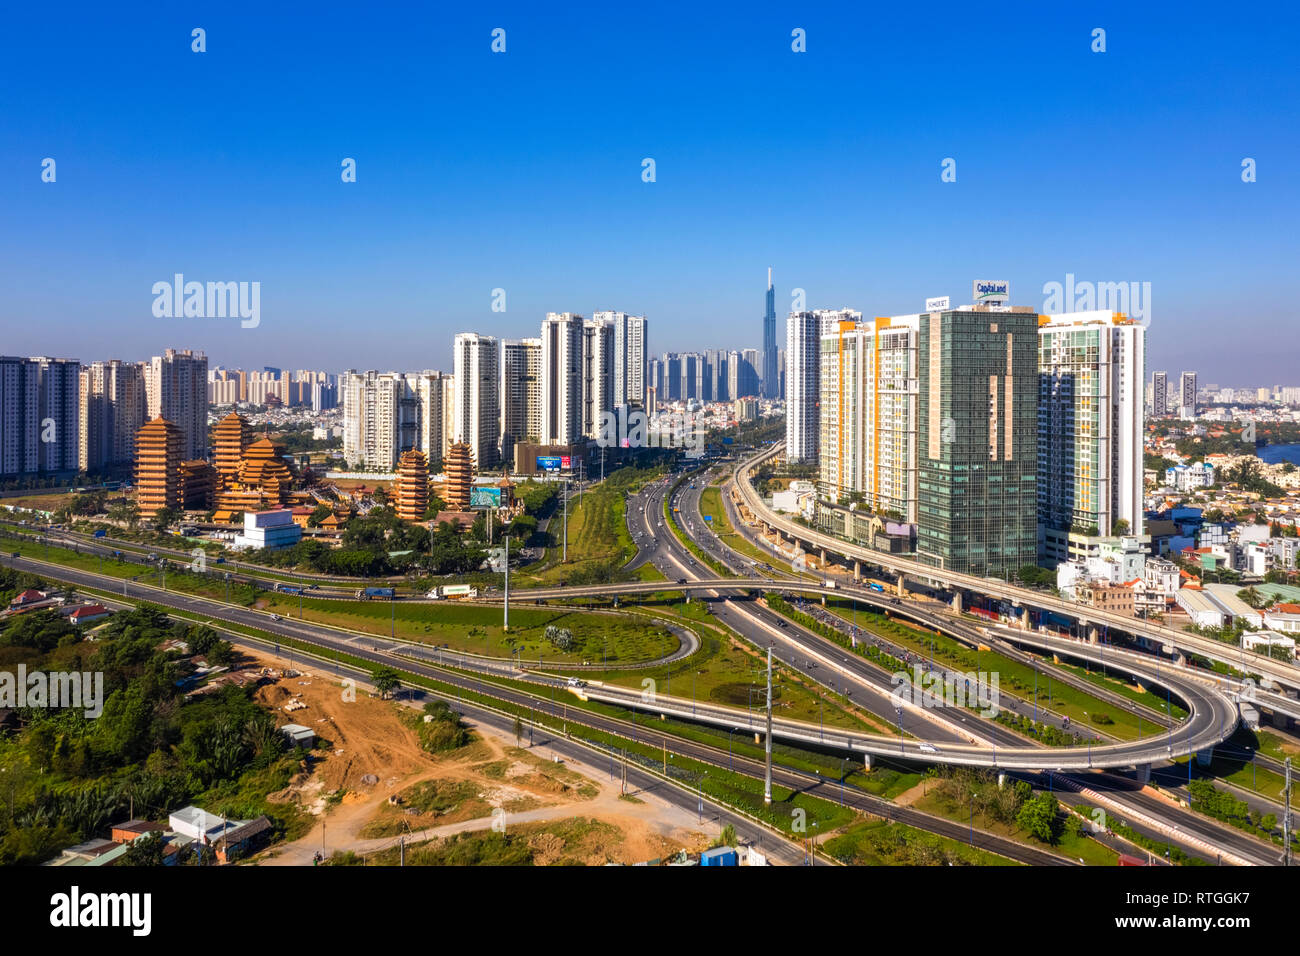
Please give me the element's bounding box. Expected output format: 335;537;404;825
372;665;400;700
712;823;737;848
107;500;140;530
1016;792;1062;844
122;831;167;866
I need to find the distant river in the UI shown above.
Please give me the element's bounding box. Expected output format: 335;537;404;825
1259;443;1300;466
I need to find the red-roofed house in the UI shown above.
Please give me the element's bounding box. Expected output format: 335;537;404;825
9;588;46;607
69;604;111;624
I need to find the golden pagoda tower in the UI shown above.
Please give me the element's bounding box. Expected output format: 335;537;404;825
213;411;251;483
135;417;184;516
443;442;474;511
395;449;430;521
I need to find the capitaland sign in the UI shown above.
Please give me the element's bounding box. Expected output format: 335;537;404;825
972;280;1009;302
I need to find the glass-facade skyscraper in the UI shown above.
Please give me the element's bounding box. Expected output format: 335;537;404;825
915;307;1039;577
762;268;777;398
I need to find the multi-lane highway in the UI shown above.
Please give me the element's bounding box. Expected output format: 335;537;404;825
607;461;1288;865
728;444;1300;695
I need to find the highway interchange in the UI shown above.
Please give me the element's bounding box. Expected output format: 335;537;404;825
5;448;1298;864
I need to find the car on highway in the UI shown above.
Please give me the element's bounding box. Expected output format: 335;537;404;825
676;578;687;584
918;742;939;754
270;614;282;621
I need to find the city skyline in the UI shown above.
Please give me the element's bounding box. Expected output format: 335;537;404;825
3;6;1296;378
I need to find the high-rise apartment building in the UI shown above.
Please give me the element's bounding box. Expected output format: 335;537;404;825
453;333;501;470
817;315;919;520
1179;371;1198;419
500;338;541;464
540;314;583;445
145;349;208;461
727;350;759;401
785;311;822;463
914;305;1039;576
582;317;615;438
79;360;146;473
596;311;648;408
0;356;80;478
705;349;728;403
679;352;702;402
341;370;450;471
1151;370;1168;418
1038;312;1146;564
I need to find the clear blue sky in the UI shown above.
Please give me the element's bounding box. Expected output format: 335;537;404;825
2;2;1297;382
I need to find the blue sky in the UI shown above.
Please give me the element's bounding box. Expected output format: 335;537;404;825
2;2;1297;382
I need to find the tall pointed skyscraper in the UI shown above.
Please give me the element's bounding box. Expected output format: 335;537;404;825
762;268;777;398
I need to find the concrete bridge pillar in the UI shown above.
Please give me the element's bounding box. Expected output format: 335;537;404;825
754;732;761;744
819;548;827;565
1195;748;1214;769
997;772;1007;789
1273;710;1293;731
1135;763;1151;785
863;752;873;770
853;560;861;582
895;576;905;597
951;592;963;613
1086;624;1099;644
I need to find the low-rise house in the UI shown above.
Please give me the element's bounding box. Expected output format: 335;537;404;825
279;722;316;748
1263;604;1300;634
68;604;111;625
168;806;271;863
9;588;47;607
1243;631;1297;659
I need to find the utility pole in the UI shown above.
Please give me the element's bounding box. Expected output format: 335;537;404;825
1286;758;1293;867
503;533;510;632
764;646;773;806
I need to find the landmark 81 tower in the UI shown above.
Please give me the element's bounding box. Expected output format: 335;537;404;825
762;268;777;398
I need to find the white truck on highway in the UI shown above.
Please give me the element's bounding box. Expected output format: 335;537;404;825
427;584;479;600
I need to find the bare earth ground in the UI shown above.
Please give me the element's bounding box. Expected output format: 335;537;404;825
893;777;941;807
240;650;713;865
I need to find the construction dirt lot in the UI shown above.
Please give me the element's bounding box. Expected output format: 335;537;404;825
242;649;715;865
